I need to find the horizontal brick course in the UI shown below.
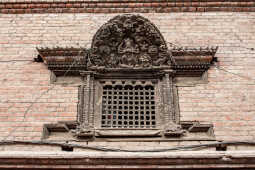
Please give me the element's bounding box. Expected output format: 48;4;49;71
0;0;254;13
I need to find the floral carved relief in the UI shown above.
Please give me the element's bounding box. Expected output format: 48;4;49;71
89;14;172;69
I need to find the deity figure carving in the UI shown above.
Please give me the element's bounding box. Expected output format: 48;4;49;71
118;38;139;54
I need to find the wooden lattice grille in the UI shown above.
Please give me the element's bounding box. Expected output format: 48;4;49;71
101;81;156;129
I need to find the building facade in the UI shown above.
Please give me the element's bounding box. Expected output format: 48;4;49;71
0;0;255;169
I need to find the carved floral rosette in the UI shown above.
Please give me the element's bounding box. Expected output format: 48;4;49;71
89;14;172;69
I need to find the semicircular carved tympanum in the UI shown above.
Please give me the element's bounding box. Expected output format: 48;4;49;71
89;14;172;69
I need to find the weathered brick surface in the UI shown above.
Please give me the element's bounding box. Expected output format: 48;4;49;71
0;0;255;13
0;13;255;142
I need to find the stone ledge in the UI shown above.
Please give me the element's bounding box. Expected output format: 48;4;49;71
0;151;255;169
1;150;255;158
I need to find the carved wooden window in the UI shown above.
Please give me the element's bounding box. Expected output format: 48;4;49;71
77;71;182;138
38;14;217;140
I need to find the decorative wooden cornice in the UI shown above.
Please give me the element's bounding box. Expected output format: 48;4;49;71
36;46;217;76
171;46;218;75
36;47;88;76
0;0;255;14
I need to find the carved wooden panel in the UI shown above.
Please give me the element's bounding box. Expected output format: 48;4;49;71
89;14;173;69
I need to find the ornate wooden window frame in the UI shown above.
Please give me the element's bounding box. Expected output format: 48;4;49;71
74;69;182;138
36;14;217;141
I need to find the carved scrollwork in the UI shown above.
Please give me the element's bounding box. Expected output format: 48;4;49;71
71;124;94;137
164;122;186;137
89;14;172;69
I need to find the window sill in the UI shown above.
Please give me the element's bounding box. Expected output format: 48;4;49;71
95;129;161;137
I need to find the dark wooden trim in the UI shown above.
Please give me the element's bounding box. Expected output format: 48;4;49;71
42;120;215;141
0;0;255;14
37;46;217;77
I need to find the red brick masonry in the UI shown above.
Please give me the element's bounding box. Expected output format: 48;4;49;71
0;0;255;14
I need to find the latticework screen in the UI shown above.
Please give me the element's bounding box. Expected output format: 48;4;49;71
101;82;156;129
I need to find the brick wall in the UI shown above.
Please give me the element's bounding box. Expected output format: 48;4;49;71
0;13;255;141
0;0;255;13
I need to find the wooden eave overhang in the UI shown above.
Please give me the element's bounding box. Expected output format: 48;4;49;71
36;47;88;76
171;46;217;76
36;46;217;76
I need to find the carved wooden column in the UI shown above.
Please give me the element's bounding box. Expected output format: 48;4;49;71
73;71;95;137
162;70;175;123
162;70;185;136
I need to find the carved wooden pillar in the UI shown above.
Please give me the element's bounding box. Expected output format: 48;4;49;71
162;71;175;123
77;85;84;124
162;70;184;136
73;71;95;137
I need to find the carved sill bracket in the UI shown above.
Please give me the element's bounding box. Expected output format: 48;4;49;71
71;125;95;138
164;122;186;137
42;121;215;141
